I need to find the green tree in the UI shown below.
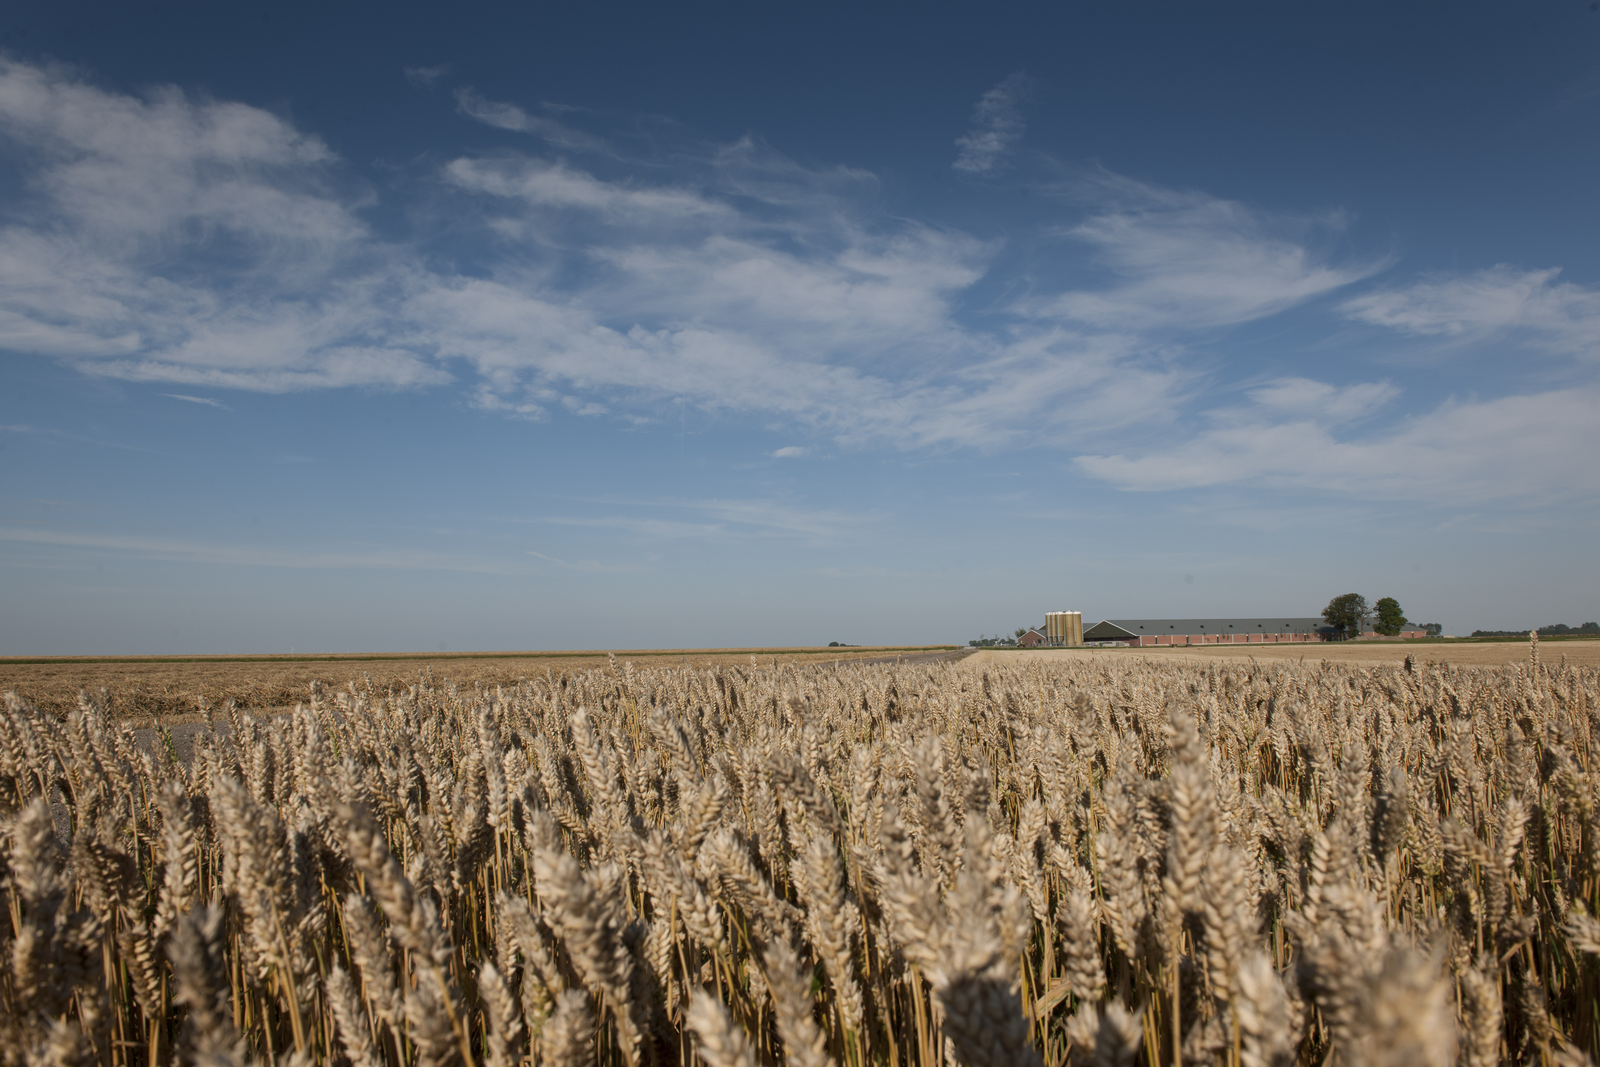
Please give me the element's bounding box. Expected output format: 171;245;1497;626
1421;623;1443;637
1322;593;1369;640
1373;597;1407;636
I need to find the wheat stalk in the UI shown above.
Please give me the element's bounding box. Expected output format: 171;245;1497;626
1;648;1596;1064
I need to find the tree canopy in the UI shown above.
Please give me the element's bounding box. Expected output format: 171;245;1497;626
1322;593;1369;639
1373;597;1407;636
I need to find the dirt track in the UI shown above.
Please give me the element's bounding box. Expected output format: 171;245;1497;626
960;639;1600;669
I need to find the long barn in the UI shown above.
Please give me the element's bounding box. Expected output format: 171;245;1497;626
1082;617;1331;645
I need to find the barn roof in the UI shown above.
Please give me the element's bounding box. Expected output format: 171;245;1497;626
1082;617;1329;640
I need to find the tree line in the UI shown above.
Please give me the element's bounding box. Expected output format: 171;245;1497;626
1321;594;1439;639
1470;622;1600;638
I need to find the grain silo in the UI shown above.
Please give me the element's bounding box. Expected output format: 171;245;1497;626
1045;611;1084;647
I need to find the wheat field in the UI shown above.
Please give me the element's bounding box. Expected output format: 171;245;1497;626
0;647;953;721
2;636;1597;1066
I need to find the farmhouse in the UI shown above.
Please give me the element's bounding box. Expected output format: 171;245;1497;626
1018;627;1047;647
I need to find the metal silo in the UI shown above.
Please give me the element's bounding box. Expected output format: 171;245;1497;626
1044;610;1083;646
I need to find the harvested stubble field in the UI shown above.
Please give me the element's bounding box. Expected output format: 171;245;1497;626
0;647;958;722
967;639;1600;670
2;636;1599;1066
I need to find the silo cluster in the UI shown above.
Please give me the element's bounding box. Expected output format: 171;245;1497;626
1045;610;1083;647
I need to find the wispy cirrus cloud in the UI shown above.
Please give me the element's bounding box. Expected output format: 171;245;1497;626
1245;378;1399;423
454;88;607;151
539;516;726;539
523;548;638;573
161;393;230;409
1074;378;1600;504
444;154;732;222
1200;263;1600;503
1034;176;1386;329
0;58;445;393
1342;265;1600;355
0;58;1401;462
404;65;449;88
535;498;868;542
953;72;1029;174
0;525;523;573
689;499;866;539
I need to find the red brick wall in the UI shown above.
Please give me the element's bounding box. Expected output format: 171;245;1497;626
1131;630;1322;646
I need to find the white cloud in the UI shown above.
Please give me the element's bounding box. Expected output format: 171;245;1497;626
0;525;521;573
445;155;731;223
0;59;339;241
454;89;607;152
540;516;725;539
690;499;866;539
429;145;1225;449
771;446;807;457
1074;381;1600;504
404;65;449;88
0;58;443;393
1245;377;1398;423
530;497;866;543
0;56;1498;481
953;73;1029;174
1035;177;1383;329
1342;265;1600;355
161;393;230;408
560;396;608;417
523;549;637;574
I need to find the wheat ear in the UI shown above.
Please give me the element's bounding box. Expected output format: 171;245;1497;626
686;990;759;1067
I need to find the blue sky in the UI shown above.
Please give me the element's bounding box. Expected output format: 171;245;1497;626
2;1;1598;653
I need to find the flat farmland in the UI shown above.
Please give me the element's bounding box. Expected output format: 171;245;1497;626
964;636;1600;668
9;640;1598;1064
0;644;962;719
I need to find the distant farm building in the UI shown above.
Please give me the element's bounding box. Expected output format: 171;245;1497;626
1023;612;1431;649
1082;617;1330;645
